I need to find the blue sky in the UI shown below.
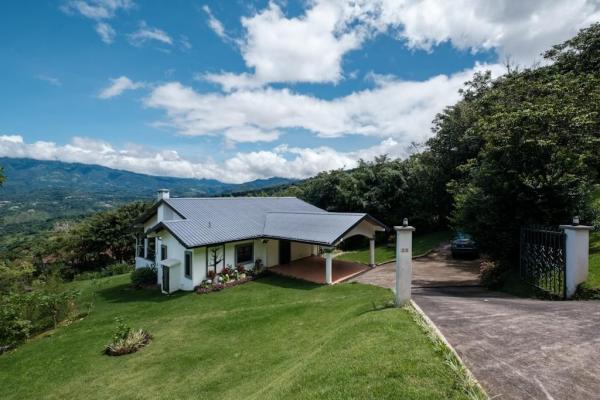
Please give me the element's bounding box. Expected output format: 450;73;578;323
1;0;598;182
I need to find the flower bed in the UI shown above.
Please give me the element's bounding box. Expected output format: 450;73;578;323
195;264;266;295
195;276;255;294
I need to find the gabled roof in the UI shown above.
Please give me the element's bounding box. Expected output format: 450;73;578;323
145;197;387;248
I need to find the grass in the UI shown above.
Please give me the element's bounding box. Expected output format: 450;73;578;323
0;274;476;400
576;186;600;298
576;230;600;298
336;230;452;265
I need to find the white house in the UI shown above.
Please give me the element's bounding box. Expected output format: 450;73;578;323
135;189;387;293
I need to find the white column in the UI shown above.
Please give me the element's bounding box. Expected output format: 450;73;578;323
324;248;333;284
369;238;376;267
559;224;593;298
395;224;415;307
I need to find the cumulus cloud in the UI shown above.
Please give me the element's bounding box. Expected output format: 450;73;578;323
0;135;408;183
61;0;134;43
128;21;173;47
98;76;144;99
360;0;600;65
147;63;505;146
95;22;116;44
205;0;600;90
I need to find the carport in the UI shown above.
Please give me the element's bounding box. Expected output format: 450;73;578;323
263;212;387;284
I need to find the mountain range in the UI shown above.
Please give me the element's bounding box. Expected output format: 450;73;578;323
0;157;295;239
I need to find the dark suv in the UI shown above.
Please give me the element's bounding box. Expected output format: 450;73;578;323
451;232;479;258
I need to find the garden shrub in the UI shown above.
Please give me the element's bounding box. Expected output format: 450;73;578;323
104;318;152;356
107;263;134;275
130;266;157;289
0;296;32;349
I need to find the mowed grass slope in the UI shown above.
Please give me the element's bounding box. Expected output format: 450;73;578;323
337;230;452;265
0;274;474;400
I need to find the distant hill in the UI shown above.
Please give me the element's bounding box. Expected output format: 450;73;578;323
0;157;295;239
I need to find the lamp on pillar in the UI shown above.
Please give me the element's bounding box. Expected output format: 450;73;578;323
394;219;415;307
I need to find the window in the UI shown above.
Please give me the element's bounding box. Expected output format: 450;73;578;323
184;251;193;279
161;245;168;261
235;243;253;265
147;238;156;260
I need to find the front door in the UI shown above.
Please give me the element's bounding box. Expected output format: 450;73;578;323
279;240;291;265
162;265;170;293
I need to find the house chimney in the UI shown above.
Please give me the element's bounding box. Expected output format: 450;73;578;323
157;189;170;201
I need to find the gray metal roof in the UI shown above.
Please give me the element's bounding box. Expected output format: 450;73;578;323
151;197;385;248
263;212;367;244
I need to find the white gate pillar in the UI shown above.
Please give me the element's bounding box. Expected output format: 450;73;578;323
369;238;376;268
395;221;415;307
323;247;333;284
559;222;593;298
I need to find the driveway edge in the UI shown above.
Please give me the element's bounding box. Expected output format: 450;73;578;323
409;300;488;399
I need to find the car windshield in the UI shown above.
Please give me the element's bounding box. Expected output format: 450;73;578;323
454;232;473;240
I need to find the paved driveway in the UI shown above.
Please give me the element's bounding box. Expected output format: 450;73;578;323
351;244;481;289
352;246;600;399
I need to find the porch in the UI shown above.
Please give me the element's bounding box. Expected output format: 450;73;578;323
270;255;370;284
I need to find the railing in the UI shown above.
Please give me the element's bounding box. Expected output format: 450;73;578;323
519;225;566;299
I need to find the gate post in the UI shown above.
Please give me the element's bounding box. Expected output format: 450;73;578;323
559;222;593;298
395;220;415;307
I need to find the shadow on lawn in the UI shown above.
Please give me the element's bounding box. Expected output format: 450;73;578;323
96;275;319;303
96;283;185;304
252;273;320;291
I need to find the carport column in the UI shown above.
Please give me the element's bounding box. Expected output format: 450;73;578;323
369;238;376;268
394;224;415;307
559;223;593;298
323;247;334;284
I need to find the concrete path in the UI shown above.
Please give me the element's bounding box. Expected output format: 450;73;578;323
351;245;600;400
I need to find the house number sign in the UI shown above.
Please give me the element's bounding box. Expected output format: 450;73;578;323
400;248;409;253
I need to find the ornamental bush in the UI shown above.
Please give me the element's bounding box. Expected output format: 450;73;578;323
130;266;157;289
104;318;152;356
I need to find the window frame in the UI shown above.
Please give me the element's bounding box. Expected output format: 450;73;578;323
184;250;193;279
235;242;254;265
161;244;168;261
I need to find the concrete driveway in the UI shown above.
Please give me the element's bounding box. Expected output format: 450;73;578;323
351;243;481;289
351;245;600;399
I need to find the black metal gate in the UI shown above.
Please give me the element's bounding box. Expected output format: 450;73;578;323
520;226;567;299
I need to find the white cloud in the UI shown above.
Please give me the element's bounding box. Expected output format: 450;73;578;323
128;21;173;47
95;22;116;44
61;0;135;20
146;63;505;146
0;135;408;183
205;0;600;90
359;0;600;65
61;0;134;43
98;76;144;99
35;74;62;86
205;1;363;90
202;5;227;40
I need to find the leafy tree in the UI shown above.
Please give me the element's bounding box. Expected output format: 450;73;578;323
0;164;4;186
46;201;152;271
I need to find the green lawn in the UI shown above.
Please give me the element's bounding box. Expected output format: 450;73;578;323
337;230;452;265
577;230;600;298
0;274;480;400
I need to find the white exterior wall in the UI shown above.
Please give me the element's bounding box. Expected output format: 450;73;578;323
266;239;279;267
291;242;314;261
